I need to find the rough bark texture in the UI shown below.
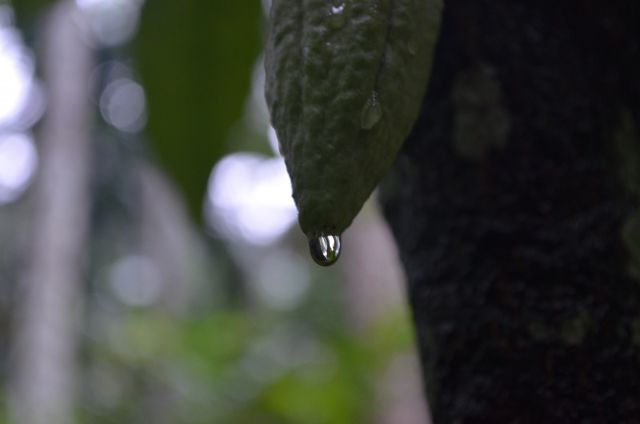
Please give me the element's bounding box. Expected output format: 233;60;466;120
382;1;640;422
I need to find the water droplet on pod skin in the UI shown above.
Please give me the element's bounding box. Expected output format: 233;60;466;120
331;3;346;14
361;93;382;130
328;2;347;29
309;234;341;266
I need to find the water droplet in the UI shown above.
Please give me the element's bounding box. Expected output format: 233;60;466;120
308;234;341;266
360;93;382;130
328;2;347;29
331;3;346;14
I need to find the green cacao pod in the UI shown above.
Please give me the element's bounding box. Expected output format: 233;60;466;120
265;0;443;265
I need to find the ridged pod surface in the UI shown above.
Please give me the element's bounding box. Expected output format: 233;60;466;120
265;0;443;258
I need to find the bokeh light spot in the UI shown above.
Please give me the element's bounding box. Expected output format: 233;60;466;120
206;153;297;245
108;255;163;307
99;78;147;133
0;132;38;204
0;9;38;129
76;0;144;47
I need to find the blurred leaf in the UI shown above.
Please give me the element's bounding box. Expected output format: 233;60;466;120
9;0;53;34
258;334;373;424
179;312;255;372
136;0;263;220
263;366;370;424
366;309;415;364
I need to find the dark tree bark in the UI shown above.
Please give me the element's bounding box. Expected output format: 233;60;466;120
382;1;640;422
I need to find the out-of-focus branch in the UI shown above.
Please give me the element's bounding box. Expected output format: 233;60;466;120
341;201;431;424
9;2;93;423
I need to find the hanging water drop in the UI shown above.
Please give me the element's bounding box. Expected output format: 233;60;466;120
360;93;382;130
308;234;341;266
331;3;345;14
328;2;347;29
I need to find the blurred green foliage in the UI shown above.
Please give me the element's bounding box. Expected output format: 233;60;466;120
76;305;413;424
136;1;263;220
10;0;54;32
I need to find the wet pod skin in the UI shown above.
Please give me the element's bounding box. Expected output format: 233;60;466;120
265;0;443;265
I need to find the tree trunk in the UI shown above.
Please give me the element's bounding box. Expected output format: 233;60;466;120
9;2;93;423
382;1;640;422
